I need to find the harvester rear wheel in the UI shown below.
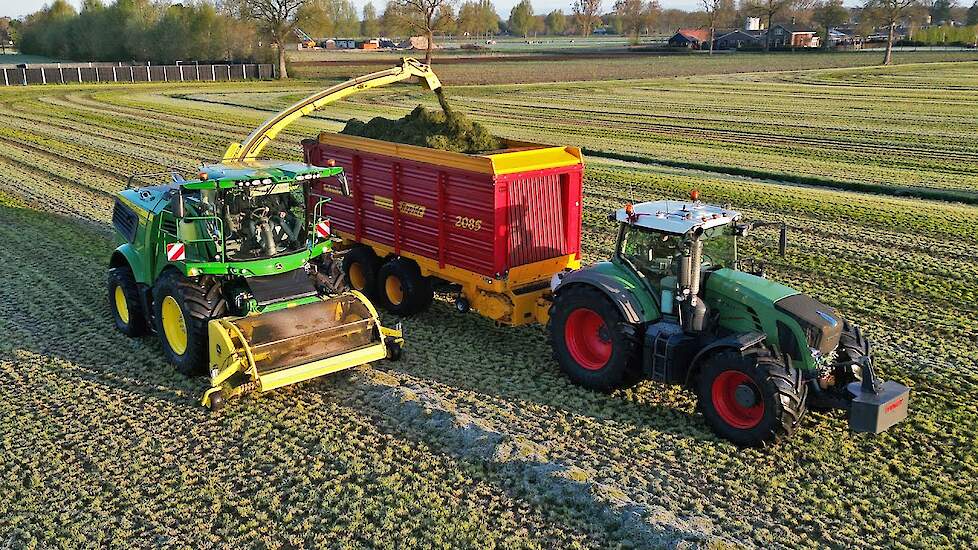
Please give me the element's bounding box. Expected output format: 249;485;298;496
152;271;227;377
108;265;148;337
377;258;433;315
549;285;641;392
697;351;807;446
342;246;382;298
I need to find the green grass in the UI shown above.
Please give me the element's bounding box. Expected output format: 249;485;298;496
0;60;976;548
290;50;978;84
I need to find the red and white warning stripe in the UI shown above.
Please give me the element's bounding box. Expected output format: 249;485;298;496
315;220;331;239
166;242;186;262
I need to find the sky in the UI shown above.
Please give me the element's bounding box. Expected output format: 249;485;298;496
4;0;709;20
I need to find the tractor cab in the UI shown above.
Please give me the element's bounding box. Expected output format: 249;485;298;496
168;161;349;271
611;198;741;326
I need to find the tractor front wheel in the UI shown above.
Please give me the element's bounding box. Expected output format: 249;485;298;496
697;351;807;446
108;265;148;337
152;271;227;377
549;285;641;392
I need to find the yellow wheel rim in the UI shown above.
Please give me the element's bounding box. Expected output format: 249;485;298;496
349;262;367;290
161;295;188;355
114;286;130;325
385;275;403;306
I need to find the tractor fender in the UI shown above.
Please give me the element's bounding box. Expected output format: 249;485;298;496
109;244;150;285
554;271;646;324
684;331;768;387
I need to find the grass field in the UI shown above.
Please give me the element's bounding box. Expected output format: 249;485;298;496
1;58;976;548
289;50;978;85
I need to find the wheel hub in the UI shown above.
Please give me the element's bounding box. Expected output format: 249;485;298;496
734;383;759;408
564;308;612;371
711;370;765;429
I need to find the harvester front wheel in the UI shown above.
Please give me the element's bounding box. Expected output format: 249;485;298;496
152;271;227;377
108;265;148;337
697;351;807;446
342;246;382;298
377;258;433;316
549;285;641;392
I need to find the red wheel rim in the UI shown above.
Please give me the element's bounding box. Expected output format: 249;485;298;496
711;371;764;429
564;308;611;370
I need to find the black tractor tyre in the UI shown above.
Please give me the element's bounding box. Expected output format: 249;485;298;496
548;285;642;392
810;320;867;411
152;271;227;377
342;246;382;298
376;258;434;315
108;265;148;337
696;351;807;447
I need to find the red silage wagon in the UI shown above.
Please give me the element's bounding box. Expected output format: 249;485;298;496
303;132;585;325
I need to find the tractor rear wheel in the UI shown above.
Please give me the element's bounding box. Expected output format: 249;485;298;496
342;246;382;298
108;265;148;337
697;351;807;446
549;285;641;392
377;258;433;315
152;271;227;377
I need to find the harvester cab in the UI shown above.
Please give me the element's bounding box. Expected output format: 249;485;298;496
549;193;909;446
109;161;402;410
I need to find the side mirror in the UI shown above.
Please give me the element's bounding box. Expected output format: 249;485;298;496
337;173;351;197
779;223;787;257
170;191;185;218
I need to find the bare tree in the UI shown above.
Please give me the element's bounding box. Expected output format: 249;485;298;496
702;0;725;53
573;0;602;36
245;0;307;78
393;0;458;64
615;0;659;43
863;0;918;64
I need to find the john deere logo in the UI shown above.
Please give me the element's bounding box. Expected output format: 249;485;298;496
275;263;284;270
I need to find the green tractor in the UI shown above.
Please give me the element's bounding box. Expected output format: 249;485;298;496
548;194;909;446
108;161;403;410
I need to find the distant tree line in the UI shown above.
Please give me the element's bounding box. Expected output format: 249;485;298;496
18;0;262;64
12;0;978;72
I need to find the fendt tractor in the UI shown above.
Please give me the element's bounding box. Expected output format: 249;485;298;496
547;196;910;445
108;161;403;410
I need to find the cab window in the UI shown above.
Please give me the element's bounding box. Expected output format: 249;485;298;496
619;225;683;284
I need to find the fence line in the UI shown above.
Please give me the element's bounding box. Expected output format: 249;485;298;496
0;63;275;86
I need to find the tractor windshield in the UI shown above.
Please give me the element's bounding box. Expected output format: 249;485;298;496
215;182;308;261
701;225;737;269
618;226;683;284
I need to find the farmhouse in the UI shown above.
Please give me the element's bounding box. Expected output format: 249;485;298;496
768;23;820;48
713;29;765;49
668;28;711;49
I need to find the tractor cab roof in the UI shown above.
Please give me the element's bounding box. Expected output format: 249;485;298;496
614;200;741;235
181;160;343;191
